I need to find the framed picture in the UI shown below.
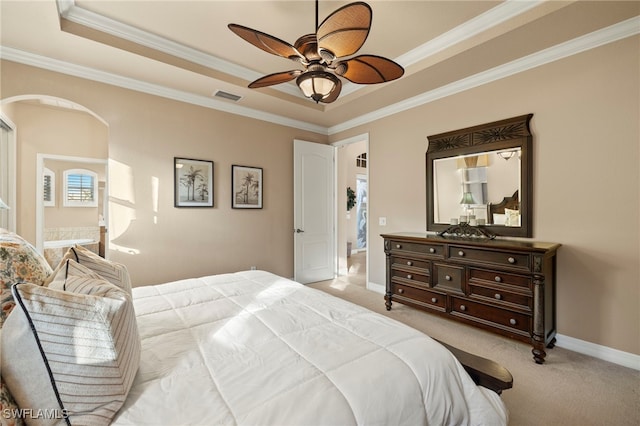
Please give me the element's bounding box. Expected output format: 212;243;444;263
174;157;213;207
232;165;263;209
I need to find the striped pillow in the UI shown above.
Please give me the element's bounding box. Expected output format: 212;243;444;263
1;278;140;426
45;245;131;295
47;259;104;291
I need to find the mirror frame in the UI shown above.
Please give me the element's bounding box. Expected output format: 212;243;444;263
426;114;533;238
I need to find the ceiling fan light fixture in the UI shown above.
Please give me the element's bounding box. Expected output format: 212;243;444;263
296;71;339;103
229;1;403;104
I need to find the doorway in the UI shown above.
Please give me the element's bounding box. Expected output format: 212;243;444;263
334;133;368;288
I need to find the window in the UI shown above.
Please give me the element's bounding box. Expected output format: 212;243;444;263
356;152;367;168
43;167;55;207
64;168;98;207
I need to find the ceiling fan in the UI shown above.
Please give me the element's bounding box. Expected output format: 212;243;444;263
228;1;404;104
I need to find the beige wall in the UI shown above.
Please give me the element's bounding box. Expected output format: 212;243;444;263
1;60;326;286
331;36;640;355
1;34;637;355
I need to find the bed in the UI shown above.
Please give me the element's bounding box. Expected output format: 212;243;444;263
1;234;511;426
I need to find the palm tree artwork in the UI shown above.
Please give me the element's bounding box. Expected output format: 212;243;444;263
180;165;207;202
175;158;213;207
232;165;262;208
236;171;259;204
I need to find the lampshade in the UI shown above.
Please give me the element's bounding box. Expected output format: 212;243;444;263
0;197;9;210
459;192;476;205
498;150;516;160
296;71;339;103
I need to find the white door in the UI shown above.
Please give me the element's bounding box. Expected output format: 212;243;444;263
294;140;335;284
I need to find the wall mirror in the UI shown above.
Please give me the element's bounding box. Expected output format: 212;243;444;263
426;114;533;238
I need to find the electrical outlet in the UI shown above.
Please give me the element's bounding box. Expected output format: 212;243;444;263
379;217;387;226
250;266;257;271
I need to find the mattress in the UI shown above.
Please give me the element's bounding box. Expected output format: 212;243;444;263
113;270;508;425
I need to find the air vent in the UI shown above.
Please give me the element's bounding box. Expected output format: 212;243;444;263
213;90;242;102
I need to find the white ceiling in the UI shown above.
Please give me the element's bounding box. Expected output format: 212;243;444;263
1;0;639;134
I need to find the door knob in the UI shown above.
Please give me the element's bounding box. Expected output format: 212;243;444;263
295;228;305;233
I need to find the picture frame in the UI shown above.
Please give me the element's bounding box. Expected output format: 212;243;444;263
232;165;263;209
174;157;213;208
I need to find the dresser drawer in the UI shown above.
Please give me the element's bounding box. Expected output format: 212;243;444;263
469;268;532;290
449;246;530;271
389;240;444;258
392;256;430;271
391;268;430;285
451;297;531;334
468;284;531;311
392;282;446;309
432;263;464;294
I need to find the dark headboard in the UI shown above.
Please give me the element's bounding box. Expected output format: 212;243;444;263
487;190;519;224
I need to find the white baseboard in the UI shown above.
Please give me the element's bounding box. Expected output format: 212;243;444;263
555;334;640;371
366;281;639;371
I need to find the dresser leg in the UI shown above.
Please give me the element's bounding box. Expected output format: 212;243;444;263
532;340;547;364
385;294;392;311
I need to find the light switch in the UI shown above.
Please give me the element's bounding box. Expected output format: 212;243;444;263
379;217;387;226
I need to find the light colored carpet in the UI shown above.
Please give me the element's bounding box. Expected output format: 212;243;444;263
309;252;640;426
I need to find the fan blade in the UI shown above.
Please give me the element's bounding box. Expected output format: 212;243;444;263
248;70;303;89
319;78;342;104
335;55;404;84
229;24;303;61
317;2;371;59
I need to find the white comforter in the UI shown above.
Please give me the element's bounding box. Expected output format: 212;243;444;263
113;271;508;425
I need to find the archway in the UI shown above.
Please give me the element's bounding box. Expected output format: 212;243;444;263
0;95;108;260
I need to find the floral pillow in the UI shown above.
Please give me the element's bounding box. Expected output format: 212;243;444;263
0;379;24;426
0;229;53;328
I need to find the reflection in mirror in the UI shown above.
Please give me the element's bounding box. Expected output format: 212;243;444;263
426;114;533;238
432;148;521;226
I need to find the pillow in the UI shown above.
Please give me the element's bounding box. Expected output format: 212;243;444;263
1;278;140;426
0;229;53;328
504;208;521;227
492;213;506;225
47;259;104;292
0;378;24;426
45;245;131;295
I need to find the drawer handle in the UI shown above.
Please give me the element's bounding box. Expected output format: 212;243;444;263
509;318;517;325
445;275;452;281
495;276;502;283
431;297;438;303
458;250;465;257
407;261;413;266
398;288;404;294
508;257;516;264
494;293;502;300
407;274;413;280
429;248;435;254
460;304;467;311
396;244;402;249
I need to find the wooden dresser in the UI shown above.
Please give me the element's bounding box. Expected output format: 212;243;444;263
382;232;560;364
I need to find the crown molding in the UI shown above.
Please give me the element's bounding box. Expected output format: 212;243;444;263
328;16;640;135
58;0;305;99
396;0;544;68
1;15;637;136
55;0;543;101
0;47;328;135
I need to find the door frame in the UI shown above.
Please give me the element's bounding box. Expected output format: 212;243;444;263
331;133;369;287
36;153;108;253
0;113;17;232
